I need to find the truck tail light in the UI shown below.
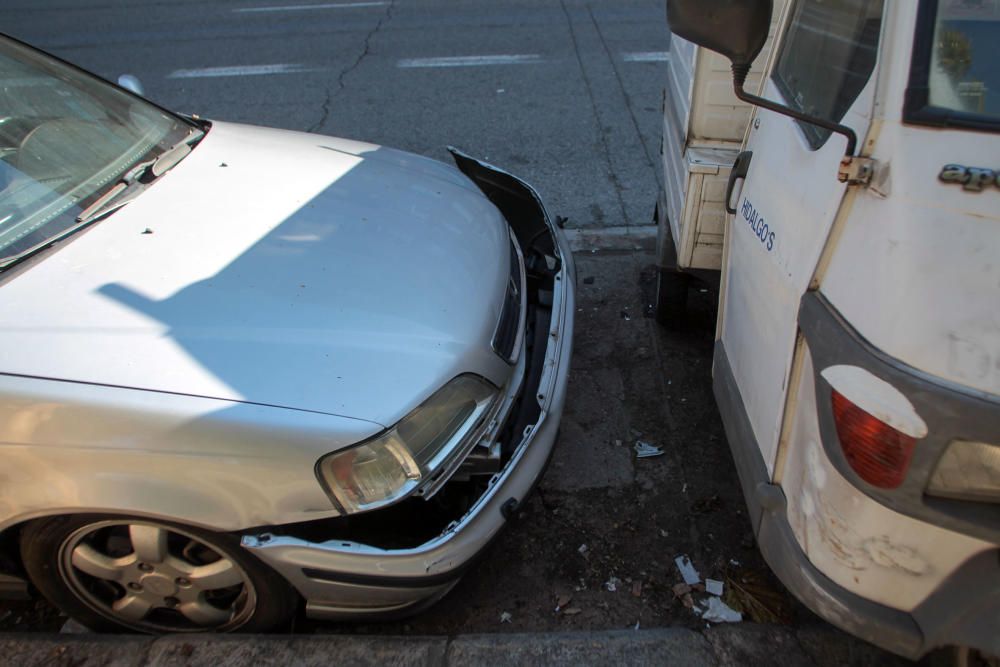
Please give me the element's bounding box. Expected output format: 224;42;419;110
831;390;917;489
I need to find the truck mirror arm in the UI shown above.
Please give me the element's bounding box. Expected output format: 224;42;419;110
732;64;858;157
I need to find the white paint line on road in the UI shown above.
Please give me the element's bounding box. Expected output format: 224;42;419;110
623;51;670;63
234;2;386;12
397;55;544;68
168;64;319;79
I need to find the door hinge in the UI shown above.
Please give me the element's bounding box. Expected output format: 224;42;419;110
838;156;876;186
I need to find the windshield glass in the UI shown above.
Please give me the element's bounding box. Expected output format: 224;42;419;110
928;1;1000;121
0;38;193;262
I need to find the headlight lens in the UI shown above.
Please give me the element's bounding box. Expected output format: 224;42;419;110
317;375;497;514
926;440;1000;504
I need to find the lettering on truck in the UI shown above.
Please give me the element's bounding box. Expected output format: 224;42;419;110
741;198;775;252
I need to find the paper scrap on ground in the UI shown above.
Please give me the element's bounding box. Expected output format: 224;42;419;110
634;441;664;458
705;578;724;596
697;597;743;623
674;555;701;585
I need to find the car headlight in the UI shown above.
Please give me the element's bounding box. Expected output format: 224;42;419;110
316;375;498;514
926;439;1000;504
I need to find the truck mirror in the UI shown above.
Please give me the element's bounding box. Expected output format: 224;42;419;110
666;0;772;73
666;0;859;157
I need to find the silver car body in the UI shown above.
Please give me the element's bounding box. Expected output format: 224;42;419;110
0;121;575;615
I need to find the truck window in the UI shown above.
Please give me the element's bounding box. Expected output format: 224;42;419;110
772;0;884;149
905;0;1000;131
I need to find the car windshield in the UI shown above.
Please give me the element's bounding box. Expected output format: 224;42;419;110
0;37;194;264
928;1;1000;122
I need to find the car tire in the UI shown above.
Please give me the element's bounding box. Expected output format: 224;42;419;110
20;514;298;634
655;268;691;329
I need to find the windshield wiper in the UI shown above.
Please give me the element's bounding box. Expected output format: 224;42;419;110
0;129;204;272
75;128;204;225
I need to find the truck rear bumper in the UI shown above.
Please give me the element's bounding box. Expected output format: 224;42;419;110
715;337;999;660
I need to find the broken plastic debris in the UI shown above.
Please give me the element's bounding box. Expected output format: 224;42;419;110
697;597;743;623
634;621;641;631
634;441;664;458
674;555;701;585
604;576;621;592
705;579;724;596
659;528;669;538
578;544;589;557
500;611;512;624
60;618;91;634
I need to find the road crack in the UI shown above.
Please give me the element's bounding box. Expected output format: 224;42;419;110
558;0;630;227
309;0;396;133
587;5;661;190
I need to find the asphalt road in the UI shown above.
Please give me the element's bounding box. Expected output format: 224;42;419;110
1;0;668;231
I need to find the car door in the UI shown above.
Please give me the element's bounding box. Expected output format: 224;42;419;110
718;0;885;475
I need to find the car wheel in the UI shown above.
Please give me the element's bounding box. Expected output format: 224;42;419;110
20;515;298;634
655;268;691;328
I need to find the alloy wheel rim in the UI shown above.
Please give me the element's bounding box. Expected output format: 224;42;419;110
58;520;256;633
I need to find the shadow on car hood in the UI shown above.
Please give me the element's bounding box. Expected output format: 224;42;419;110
0;122;512;427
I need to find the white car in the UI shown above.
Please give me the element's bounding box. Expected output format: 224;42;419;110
0;35;574;633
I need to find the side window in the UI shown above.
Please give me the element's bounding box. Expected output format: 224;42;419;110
772;0;884;149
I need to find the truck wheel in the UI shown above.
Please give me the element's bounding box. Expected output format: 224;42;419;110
20;515;298;634
655;269;691;328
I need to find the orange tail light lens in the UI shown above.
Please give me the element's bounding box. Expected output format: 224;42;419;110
831;390;917;489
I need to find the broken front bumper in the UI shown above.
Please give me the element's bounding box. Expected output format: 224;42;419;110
241;154;575;620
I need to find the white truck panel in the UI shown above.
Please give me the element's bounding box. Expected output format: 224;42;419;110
660;0;787;272
821;122;1000;397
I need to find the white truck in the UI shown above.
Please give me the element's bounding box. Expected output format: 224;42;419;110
666;0;999;662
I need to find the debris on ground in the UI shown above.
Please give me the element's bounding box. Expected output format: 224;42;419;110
705;579;724;596
555;594;572;612
561;607;582;616
578;544;589;558
674;555;701;584
634;440;664;458
620;310;631;320
604;576;621;592
659;528;669;538
724;569;793;624
631;581;643;597
499;611;512;624
60;618;90;634
697;597;743;623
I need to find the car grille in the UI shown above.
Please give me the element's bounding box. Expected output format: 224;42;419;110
492;234;525;364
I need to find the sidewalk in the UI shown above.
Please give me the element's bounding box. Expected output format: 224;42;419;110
0;625;904;667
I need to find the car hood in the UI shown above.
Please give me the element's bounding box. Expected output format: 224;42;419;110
0;121;512;427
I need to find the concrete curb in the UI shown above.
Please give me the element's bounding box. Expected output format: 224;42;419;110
0;625;906;666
